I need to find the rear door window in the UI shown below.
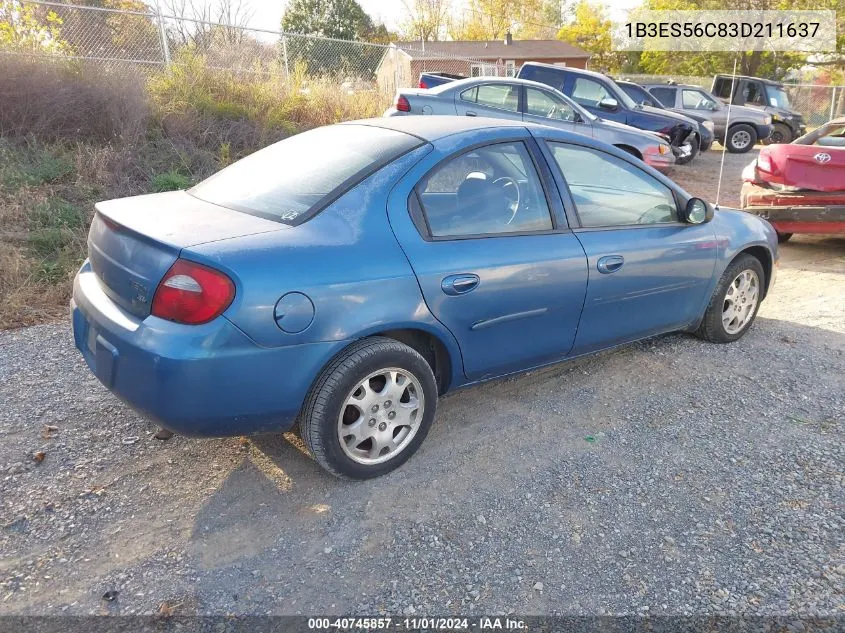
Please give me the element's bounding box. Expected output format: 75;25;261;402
649;87;676;108
190;125;421;224
518;66;565;91
471;84;520;112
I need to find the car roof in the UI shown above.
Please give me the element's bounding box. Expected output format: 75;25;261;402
342;116;530;142
436;76;572;92
521;62;610;81
714;74;783;86
642;83;704;90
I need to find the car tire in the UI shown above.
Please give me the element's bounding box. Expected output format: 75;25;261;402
726;124;758;153
777;232;793;243
300;337;438;480
769;122;793;144
696;254;765;344
675;133;699;165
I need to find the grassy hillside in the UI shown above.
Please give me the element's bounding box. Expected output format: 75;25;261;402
0;54;388;328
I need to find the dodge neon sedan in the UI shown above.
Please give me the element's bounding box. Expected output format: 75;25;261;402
72;117;778;479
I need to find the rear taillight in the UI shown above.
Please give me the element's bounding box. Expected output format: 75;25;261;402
756;151;778;176
418;80;428;89
151;259;235;325
396;95;411;112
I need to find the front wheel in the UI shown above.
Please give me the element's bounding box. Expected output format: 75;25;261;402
300;337;438;479
696;254;765;343
726;124;758;153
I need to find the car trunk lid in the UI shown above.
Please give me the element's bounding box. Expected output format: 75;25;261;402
88;191;284;318
761;146;845;192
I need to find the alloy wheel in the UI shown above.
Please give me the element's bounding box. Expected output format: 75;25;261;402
722;270;760;334
337;368;425;465
731;130;752;150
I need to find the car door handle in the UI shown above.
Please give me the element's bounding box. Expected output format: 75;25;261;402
465;111;477;117
441;274;480;295
597;255;625;274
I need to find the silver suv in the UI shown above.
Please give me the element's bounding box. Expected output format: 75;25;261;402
643;83;773;153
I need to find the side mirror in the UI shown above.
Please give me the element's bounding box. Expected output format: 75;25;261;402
682;197;713;224
598;97;618;111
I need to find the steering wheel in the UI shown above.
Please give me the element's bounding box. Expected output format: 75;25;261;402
493;177;520;224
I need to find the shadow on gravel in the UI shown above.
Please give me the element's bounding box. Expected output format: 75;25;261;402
164;313;844;613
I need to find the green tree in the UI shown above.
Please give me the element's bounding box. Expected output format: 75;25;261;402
557;1;627;73
0;0;66;52
281;0;386;77
281;0;375;41
448;0;551;41
49;0;159;59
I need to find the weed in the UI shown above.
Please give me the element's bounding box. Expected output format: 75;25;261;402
151;171;191;192
30;198;87;231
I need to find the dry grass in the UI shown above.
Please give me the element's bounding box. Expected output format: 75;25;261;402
0;54;389;329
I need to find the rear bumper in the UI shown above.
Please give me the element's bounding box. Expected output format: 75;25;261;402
71;261;343;437
739;183;845;235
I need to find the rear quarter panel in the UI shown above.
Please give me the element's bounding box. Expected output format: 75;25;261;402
187;144;464;377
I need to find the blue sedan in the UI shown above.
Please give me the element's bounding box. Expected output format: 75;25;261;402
71;117;778;479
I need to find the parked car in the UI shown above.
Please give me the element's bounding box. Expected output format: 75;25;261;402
71;117;778;479
616;80;715;152
712;74;806;144
641;81;773;153
741;117;845;242
516;62;699;164
386;77;675;169
418;72;466;89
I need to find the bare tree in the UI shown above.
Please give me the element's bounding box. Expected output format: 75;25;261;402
160;0;254;48
400;0;450;42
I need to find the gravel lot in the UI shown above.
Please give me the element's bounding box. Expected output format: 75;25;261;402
1;147;843;618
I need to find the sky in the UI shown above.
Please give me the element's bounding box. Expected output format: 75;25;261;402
245;0;644;35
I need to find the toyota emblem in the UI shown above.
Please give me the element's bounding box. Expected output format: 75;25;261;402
814;152;832;164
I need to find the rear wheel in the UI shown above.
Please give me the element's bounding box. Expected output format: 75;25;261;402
777;232;793;243
300;337;438;479
696;254;764;343
726;124;757;153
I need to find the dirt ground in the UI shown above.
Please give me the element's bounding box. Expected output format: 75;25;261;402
1;145;843;619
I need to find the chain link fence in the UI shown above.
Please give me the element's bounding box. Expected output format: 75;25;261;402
2;1;843;120
0;0;507;97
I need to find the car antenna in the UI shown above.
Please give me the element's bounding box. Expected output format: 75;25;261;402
715;54;739;210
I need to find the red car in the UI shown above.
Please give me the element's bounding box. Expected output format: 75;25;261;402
741;117;845;242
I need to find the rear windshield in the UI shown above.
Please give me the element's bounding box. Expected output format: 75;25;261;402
189;125;422;224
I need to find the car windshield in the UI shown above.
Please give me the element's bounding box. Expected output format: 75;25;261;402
767;86;792;109
626;85;659;108
796;122;845;147
189;125;421;224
